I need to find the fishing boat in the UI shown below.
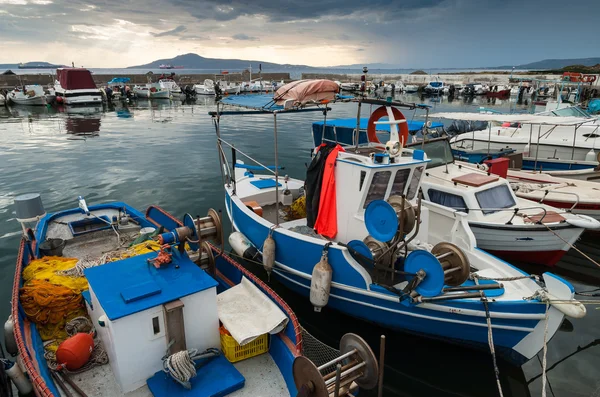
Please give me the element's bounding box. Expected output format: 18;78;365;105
194;79;216;96
6;85;46;106
485;85;511;98
210;81;586;364
133;83;171;99
412;138;600;266
404;84;419;93
424;80;445;95
6;194;381;397
339;82;360;92
54;68;103;106
442;112;600;181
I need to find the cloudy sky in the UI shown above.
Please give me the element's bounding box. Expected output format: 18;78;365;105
0;0;597;68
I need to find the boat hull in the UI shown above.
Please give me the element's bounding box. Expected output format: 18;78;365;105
7;95;46;106
469;222;582;266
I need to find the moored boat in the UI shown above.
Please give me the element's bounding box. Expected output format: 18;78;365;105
6;85;46;106
7;194;380;397
195;79;216;96
210;83;587;364
54;68;103;106
134;83;171;99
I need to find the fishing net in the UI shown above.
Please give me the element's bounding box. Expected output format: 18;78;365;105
301;327;341;374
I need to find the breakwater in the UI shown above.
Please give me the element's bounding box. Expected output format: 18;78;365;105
0;71;291;89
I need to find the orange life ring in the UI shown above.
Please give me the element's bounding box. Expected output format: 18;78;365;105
366;106;409;146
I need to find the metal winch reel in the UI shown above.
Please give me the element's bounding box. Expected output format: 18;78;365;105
404;242;471;299
387;195;416;236
154;209;222;273
293;334;379;397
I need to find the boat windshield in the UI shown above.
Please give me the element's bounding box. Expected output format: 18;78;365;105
429;82;443;88
475;185;516;214
411;139;454;169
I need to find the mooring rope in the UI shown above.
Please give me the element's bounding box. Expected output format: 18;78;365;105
164;349;198;386
541;302;550;397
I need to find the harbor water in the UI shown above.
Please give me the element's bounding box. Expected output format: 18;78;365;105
0;94;598;396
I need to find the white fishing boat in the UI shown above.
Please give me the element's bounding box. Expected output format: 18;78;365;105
54;68;103;105
216;80;240;95
339;82;360;92
6;85;46;106
133;83;171;99
195;79;216;96
414;138;600;266
159;79;182;95
404;84;419;93
210;83;587;365
442;112;600;180
6;194;381;397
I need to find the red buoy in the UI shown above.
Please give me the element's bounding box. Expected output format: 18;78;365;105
56;333;94;371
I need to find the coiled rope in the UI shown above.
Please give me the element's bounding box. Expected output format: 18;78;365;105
164;349;198;387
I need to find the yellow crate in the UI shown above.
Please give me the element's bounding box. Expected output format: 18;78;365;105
220;329;269;363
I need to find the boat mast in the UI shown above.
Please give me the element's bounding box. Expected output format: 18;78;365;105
273;112;280;226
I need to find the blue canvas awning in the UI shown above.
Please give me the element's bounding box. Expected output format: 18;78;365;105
220;94;283;112
107;77;130;84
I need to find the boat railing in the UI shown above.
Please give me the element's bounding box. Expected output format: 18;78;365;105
538;190;580;212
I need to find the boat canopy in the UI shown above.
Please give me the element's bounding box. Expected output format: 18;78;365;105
57;68;97;90
430;112;591;126
273;79;339;106
107;77;130;84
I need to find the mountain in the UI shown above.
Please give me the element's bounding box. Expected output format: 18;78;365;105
496;57;600;70
329;63;401;69
127;53;315;70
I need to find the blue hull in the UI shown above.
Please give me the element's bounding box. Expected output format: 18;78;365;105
226;191;546;364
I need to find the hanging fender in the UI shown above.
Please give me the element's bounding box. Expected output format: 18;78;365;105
366;106;409;146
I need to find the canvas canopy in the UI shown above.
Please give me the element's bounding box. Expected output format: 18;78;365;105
57;68;97;90
274;79;339;106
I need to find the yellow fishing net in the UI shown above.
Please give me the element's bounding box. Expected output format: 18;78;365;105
20;241;163;341
285;195;307;220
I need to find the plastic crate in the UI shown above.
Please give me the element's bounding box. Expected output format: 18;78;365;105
220;327;269;363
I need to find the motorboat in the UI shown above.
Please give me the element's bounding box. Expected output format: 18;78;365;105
159;79;182;95
195;79;216;96
485;85;511;98
6;85;47;106
440;111;600;180
215;80;240;95
105;77;132;101
424;81;445;95
339;82;360;92
133;83;171;99
7;194;380;397
463;83;488;96
210;82;587;364
413;138;600;266
54;68;103;105
404;84;419;93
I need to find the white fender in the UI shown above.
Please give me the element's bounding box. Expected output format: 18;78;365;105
566;214;600;230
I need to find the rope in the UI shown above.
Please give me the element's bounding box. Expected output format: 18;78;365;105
470;273;539;282
475;276;504;397
163;349;198;387
541;303;550;397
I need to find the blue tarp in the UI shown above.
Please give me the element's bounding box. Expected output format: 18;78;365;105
312;118;444;147
220;94;283;111
107;77;130;84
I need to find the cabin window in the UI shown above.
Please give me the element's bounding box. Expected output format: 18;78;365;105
427;189;468;213
359;171;366;191
406;166;424;200
363;171;391;208
390;169;411;196
475;185;516;214
152;316;161;335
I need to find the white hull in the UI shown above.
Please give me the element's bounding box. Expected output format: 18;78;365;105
8;95;46;106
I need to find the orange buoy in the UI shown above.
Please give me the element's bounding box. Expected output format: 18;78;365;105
56;333;94;371
366;106;409;146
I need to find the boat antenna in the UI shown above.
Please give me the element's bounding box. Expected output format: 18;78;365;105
443;138;449;174
421;107;430;150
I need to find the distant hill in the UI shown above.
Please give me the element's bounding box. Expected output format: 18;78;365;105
497;57;600;70
127;53;315;70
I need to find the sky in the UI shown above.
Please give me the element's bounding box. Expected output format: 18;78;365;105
0;0;598;68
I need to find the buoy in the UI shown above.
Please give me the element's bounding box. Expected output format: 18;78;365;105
4;360;33;395
56;333;94;371
310;245;333;312
229;232;260;261
585;148;597;162
4;315;18;356
262;233;276;281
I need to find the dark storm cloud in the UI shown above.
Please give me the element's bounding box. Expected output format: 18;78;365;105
152;25;187;37
231;33;258;41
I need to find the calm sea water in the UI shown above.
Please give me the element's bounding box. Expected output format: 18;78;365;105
0;93;598;396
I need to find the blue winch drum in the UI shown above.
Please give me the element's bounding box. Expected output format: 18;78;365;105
159;231;179;245
347;240;374;268
403;250;445;297
364;200;398;243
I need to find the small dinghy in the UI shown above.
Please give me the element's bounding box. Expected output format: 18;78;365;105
6;194;381;397
210;88;587;364
7;85;46;106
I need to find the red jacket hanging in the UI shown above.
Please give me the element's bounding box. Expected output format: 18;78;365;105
314;144;345;238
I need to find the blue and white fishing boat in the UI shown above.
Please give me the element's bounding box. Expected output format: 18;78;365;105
6;193;379;397
211;80;586;364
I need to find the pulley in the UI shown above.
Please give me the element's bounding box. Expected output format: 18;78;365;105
196;241;216;275
363;236;392;266
195;208;222;244
387;195;416;236
293;333;379;397
431;242;470;287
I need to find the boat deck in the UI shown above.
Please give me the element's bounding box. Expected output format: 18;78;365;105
49;353;288;397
